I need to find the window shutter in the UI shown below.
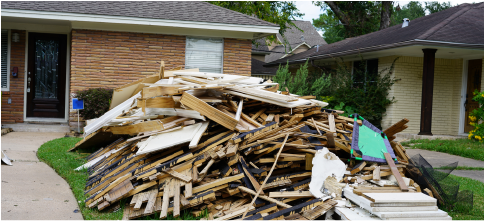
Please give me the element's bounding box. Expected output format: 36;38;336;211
185;37;223;73
1;30;8;89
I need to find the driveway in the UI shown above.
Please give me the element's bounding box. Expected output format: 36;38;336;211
1;132;83;220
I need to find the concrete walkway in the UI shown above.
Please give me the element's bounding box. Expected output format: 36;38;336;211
405;148;484;183
1;132;83;220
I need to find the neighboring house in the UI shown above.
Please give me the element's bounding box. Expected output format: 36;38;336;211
251;20;326;79
266;3;484;137
0;1;279;131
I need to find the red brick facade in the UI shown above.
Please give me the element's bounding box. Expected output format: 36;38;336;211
1;30;26;123
223;38;252;76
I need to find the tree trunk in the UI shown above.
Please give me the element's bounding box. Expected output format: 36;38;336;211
379;1;393;30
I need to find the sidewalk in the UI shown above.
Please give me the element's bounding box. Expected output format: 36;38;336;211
405;148;484;183
1;132;83;220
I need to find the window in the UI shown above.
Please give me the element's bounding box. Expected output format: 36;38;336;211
353;59;378;91
185;37;223;73
1;29;10;91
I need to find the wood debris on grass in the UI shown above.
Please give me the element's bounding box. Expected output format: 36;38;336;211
73;61;447;220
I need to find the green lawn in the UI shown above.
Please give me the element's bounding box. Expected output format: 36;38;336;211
37;137;205;220
401;138;484;161
444;175;484;220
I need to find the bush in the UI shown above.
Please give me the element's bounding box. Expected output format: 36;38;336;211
468;90;484;142
273;57;397;129
76;88;113;120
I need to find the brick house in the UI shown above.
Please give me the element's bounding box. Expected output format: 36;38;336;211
1;1;279;131
266;3;484;137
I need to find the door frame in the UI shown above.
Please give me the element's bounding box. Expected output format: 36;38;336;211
22;27;71;123
458;57;483;135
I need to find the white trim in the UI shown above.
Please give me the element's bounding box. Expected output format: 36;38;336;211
415;39;484;47
279;42;312;59
1;9;279;34
1;29;11;91
458;59;469;134
23;31;71;123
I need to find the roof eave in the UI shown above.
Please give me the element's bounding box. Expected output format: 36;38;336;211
1;9;280;38
264;39;484;66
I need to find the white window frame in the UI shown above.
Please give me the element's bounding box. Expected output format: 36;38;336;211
1;29;11;91
185;36;224;73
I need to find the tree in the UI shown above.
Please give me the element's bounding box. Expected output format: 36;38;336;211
313;2;393;43
208;1;304;46
425;1;453;14
391;1;426;26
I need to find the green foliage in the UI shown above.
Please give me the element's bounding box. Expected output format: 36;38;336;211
425;1;453;14
273;60;332;98
468;90;484;142
321;58;397;128
312;9;345;44
391;1;426;26
334;102;357;117
76;88;113;120
313;1;386;42
208;1;303;46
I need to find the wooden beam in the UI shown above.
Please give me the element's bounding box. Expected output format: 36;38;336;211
237;186;292;208
384;153;408;191
269;191;313;198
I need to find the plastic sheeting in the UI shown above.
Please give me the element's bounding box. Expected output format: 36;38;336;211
309;148;346;198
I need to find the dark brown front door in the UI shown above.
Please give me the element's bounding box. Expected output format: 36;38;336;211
464;59;482;133
26;33;67;118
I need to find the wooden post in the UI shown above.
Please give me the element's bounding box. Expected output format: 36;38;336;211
419;49;437;135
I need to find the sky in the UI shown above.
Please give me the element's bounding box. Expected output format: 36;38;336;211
294;1;473;36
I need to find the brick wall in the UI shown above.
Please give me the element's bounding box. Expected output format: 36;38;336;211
1;30;26;124
69;31;253;130
380;56;463;135
223;38;251;76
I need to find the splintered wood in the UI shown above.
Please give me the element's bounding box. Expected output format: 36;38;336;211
76;62;420;220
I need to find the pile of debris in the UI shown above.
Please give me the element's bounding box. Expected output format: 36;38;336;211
73;62;452;220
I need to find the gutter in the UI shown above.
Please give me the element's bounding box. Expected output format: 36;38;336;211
264;39;484;67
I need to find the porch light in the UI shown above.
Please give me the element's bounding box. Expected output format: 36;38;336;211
12;33;20;43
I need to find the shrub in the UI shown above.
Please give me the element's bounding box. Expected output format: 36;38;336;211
273;57;397;129
75;88;113;120
468;90;484;142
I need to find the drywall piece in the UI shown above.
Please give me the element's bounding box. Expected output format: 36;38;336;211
334;207;381;220
2;150;13;166
343;187;437;213
385;215;452;220
136;123;203;155
309;148;346;198
363;192;437;204
145;108;177;116
175;109;206;120
373;209;448;219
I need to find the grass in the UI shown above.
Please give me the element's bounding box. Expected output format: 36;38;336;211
443;175;484;220
37;137;206;220
435;166;484;171
401;138;484;161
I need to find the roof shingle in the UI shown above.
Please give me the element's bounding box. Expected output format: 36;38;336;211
1;1;278;27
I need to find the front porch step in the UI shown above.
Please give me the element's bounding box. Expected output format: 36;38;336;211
1;123;69;133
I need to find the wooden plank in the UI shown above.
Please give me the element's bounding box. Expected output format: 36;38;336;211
262;198;326;220
269;191;313;198
180;92;238;130
173;180;181;218
235;99;243;121
142;86;181;98
384;153;408;191
237;186;291;208
137;97;176;108
143;189;158;214
110;120;164;135
159;180;170;219
328;114;336;132
239;156;264;194
189;122;210;149
351;161;367;175
165;168;192;182
187;173;244;196
373;166;381;181
301;200;337;220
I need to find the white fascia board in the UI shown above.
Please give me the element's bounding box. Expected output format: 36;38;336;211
1;9;280;34
279;42;312;59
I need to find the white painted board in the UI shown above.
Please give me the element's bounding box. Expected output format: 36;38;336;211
364;192;437;204
334;207;381;220
384;215;452;220
373;209;448;219
136;123;202;155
